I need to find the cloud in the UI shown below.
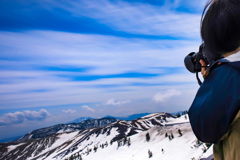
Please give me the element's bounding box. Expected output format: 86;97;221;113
0;109;50;126
82;105;95;112
106;98;130;106
1;0;207;38
153;89;181;103
62;109;76;114
0;30;199;109
38;0;204;38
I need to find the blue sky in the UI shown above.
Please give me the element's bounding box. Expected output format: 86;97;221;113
0;0;207;140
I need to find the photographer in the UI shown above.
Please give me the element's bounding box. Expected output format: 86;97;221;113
188;0;240;160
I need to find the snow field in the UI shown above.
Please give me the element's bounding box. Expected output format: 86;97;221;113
81;116;211;160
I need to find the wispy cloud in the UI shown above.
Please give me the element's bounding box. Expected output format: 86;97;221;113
0;30;198;109
106;98;130;106
36;0;205;38
0;109;50;126
153;89;181;102
62;109;76;114
82;105;95;112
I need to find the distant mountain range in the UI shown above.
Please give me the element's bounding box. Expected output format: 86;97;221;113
68;113;152;124
105;113;151;121
68;117;93;123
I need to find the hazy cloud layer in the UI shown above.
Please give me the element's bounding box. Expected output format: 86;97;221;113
153;89;181;102
106;98;130;106
0;109;50;126
82;105;95;112
62;109;76;114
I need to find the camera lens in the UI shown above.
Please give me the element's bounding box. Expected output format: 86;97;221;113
184;52;198;73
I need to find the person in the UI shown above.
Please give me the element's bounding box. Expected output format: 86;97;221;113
188;0;240;160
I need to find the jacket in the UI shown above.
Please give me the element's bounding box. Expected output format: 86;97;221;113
188;51;240;159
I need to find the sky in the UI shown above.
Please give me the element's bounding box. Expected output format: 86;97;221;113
0;0;207;140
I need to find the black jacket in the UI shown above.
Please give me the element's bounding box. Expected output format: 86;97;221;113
188;59;240;143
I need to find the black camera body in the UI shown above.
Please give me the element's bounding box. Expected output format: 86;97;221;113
184;44;209;73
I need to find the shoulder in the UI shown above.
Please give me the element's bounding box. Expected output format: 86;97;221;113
204;60;240;84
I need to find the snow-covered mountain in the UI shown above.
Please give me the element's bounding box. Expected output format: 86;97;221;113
0;113;213;160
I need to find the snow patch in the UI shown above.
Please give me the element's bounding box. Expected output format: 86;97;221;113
7;143;25;152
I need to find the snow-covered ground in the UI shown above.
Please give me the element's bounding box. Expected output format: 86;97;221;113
30;132;80;159
64;115;213;160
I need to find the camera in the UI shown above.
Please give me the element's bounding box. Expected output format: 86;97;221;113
184;44;209;73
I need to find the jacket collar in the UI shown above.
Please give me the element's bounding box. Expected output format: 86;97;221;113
224;50;240;62
222;51;240;70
